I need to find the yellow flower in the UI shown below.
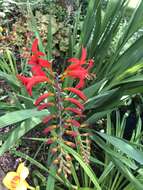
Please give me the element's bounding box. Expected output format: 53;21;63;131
3;162;35;190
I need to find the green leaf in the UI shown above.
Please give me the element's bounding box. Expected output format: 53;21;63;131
46;165;56;190
85;88;120;110
112;157;143;190
91;135;138;170
0;71;20;87
110;35;143;77
0;118;41;156
117;0;143;48
0;108;49;128
97;132;143;165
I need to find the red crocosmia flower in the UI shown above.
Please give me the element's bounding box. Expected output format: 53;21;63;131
32;38;39;52
17;75;31;86
31;65;47;76
37;102;54;110
29;38;51;76
35;92;54;106
64;87;87;101
26;76;51;96
63;48;94;89
68;47;86;68
64;107;82;116
65;98;84;110
29;57;51;68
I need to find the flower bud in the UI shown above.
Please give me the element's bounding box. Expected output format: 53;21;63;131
65;154;72;161
65;141;76;148
51;147;58;154
53;159;59;164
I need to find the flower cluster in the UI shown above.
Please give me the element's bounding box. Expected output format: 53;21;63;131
17;38;94;176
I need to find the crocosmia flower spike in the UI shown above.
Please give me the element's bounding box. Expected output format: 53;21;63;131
17;38;94;177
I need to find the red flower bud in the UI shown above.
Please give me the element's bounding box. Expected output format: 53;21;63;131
35;92;54;106
42;115;55;124
43;125;57;134
64;87;87;101
46;139;54;144
64;107;82;116
37;102;54;110
65;130;78;137
64;98;84;110
66;119;80;127
65;141;76;148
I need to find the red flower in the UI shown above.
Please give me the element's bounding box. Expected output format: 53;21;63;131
18;75;51;96
67;48;86;68
64;87;87;101
26;76;51;96
17;75;31;86
63;48;94;89
31;65;46;76
28;38;51;76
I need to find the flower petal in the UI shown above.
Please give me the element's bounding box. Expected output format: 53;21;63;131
16;180;30;190
87;59;94;70
64;141;76;148
31;65;46;76
68;58;80;64
3;172;19;189
81;47;86;62
32;38;38;53
17;163;29;180
39;59;51;68
75;78;85;89
17;75;31;86
26;76;50;96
